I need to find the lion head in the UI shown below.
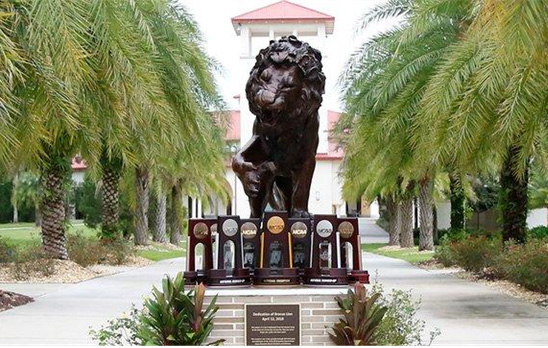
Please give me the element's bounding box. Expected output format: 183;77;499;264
246;36;325;125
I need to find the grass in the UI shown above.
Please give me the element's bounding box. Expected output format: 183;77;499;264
137;249;184;261
362;243;435;264
136;240;186;261
0;222;96;248
0;220;187;262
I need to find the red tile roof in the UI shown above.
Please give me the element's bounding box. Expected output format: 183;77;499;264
232;0;334;34
71;156;87;171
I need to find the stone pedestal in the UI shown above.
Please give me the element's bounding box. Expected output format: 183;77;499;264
204;287;349;346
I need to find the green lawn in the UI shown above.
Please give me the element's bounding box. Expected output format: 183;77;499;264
0;222;96;248
137;249;184;261
362;243;435;264
0;221;186;262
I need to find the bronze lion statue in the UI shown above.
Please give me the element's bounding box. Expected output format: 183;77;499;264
232;36;325;218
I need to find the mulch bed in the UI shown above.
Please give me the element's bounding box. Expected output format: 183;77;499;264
0;290;33;312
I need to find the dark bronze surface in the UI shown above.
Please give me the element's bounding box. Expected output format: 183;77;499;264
232;36;325;218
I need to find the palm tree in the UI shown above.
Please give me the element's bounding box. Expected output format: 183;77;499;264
339;0;473;250
0;0;227;257
417;1;548;243
119;1;226;246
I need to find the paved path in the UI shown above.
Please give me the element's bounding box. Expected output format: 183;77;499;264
0;259;183;344
359;217;389;243
0;219;547;345
359;219;548;345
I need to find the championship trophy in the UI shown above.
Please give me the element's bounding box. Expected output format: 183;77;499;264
184;218;215;285
337;218;369;283
205;215;251;287
240;218;261;274
288;218;312;276
254;211;300;286
303;214;348;285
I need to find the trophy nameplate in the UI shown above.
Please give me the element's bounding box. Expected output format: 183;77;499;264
303;215;348;286
338;218;369;284
288;218;312;277
240;218;261;275
184;218;215;285
206;215;251;287
254;211;300;286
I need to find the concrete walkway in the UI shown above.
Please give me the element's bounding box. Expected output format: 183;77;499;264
0;219;547;345
359;219;548;345
0;259;183;344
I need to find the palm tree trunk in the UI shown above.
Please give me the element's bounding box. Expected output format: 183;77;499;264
386;196;400;246
12;204;18;224
101;166;121;240
40;162;70;259
500;145;528;243
134;167;150;245
418;177;435;251
170;180;183;246
449;173;465;230
153;192;168;243
400;198;414;248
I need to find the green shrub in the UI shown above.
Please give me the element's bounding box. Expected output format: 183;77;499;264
449;236;499;273
0;237;16;263
67;232;134;267
434;236;455;267
103;239;134;265
90;273;223;346
67;232;104;267
372;282;440;346
12;245;56;280
329;282;388;345
329;280;439;346
493;241;548;294
527;226;548;241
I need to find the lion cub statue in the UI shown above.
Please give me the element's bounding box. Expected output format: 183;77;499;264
232;36;325;218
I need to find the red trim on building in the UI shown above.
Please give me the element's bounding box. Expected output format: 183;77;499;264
231;0;334;34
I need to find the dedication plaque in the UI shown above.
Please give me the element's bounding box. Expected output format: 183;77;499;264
245;304;300;346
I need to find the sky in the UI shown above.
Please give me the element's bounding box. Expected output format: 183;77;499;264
178;0;392;112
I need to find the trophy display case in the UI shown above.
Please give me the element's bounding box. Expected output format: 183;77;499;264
240;218;261;275
303;214;348;286
337;218;370;284
288;218;312;277
253;211;300;286
184;218;215;285
205;215;251;287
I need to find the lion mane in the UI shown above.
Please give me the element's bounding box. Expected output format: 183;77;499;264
246;35;326;117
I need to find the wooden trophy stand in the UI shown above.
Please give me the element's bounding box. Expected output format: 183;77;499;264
303;214;348;286
288;218;312;277
206;215;251;287
240;218;261;275
337;218;369;284
254;211;300;286
184;218;215;285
